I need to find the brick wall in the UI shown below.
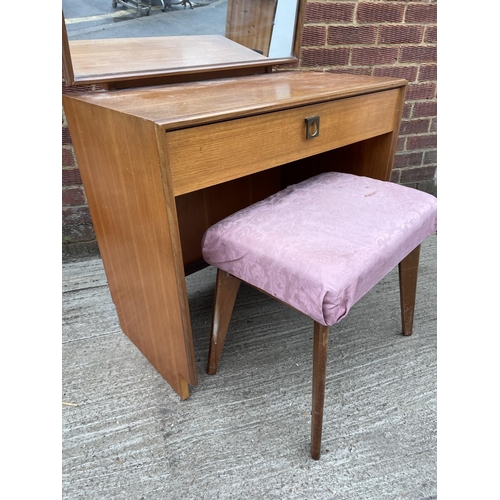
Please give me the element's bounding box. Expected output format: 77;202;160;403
62;0;437;258
62;81;104;258
299;0;437;191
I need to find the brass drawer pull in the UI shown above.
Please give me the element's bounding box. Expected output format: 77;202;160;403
305;116;320;139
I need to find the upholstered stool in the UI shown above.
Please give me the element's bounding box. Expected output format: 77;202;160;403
201;172;437;459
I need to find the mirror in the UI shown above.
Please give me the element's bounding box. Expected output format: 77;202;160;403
63;0;305;87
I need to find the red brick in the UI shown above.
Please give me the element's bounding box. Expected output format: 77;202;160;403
400;118;431;135
424;150;437;165
276;60;299;70
62;147;76;168
327;26;376;45
357;2;404;24
379;25;424;44
62;241;100;257
406;83;436;100
62;168;83;186
302;25;326;46
328;67;373;76
62;187;86;206
300;48;350;67
400;46;437;63
62;207;97;246
62;223;96;244
393;151;424;168
406;134;437;151
62;125;73;146
62;206;93;225
62;82;95;95
425;26;437;44
374;65;418;82
397;136;405;152
430;117;437;133
305;3;355;23
413;101;437;118
406;3;437;24
400;165;436;183
402;102;412;119
61;71;105;94
390;168;401;183
351;47;398;66
419;64;437;81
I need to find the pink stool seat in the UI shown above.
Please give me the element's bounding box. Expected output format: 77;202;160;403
202;172;437;326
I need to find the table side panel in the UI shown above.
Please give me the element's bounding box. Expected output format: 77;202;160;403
63;96;197;398
165;89;400;196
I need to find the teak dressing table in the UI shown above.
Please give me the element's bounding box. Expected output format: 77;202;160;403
62;4;407;400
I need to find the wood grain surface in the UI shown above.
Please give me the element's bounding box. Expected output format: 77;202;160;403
63;96;197;399
226;0;278;56
67;71;407;129
165;89;400;195
68;35;269;83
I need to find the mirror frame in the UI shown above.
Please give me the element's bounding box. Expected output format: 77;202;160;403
62;1;306;87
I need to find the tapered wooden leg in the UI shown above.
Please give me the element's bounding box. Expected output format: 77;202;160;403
311;321;329;460
206;270;241;375
398;244;421;337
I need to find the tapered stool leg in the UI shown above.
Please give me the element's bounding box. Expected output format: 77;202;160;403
207;270;241;375
398;244;421;337
311;321;329;460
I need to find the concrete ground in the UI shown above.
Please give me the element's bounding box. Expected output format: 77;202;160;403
62;234;437;499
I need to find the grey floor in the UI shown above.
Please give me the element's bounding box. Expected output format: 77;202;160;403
62;234;437;499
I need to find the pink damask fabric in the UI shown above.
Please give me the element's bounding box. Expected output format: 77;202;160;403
202;172;437;326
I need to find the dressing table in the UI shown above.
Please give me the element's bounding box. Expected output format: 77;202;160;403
62;1;407;399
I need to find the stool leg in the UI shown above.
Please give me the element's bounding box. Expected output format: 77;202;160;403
207;270;241;375
311;321;329;460
398;244;421;336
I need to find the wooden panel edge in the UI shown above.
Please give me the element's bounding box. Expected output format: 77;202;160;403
155;123;199;388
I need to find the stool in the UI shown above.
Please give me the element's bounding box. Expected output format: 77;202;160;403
201;172;437;459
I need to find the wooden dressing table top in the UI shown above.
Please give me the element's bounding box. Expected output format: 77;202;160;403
67;71;407;129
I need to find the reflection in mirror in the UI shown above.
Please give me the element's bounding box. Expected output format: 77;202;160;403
63;0;303;86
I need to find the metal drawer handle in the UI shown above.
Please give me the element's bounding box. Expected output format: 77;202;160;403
305;116;320;139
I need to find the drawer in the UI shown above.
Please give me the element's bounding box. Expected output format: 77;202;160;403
164;89;400;196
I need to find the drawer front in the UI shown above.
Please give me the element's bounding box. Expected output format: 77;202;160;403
165;89;400;196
